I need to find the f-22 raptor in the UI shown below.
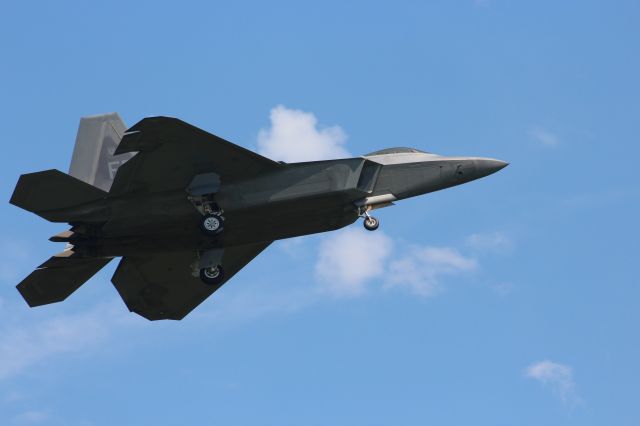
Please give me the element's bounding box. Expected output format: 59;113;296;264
10;113;507;320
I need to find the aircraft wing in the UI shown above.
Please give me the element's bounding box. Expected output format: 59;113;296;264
109;116;281;196
111;241;271;320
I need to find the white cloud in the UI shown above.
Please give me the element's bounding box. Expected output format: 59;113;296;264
315;228;393;297
387;246;478;296
525;360;581;404
530;127;559;146
277;236;309;259
466;231;513;252
258;105;351;162
258;106;479;299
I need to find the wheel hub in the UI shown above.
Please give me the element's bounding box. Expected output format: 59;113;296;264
203;267;220;279
203;217;220;231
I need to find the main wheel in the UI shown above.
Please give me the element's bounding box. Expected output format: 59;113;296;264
200;213;224;236
200;265;225;285
363;216;379;231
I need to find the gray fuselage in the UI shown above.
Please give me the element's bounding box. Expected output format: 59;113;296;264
64;149;506;257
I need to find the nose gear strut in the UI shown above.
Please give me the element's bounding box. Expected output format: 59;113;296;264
358;206;380;231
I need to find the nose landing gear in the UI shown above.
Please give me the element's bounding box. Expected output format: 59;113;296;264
358;206;380;231
363;214;380;231
354;194;396;232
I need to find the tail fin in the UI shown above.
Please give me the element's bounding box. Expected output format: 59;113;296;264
68;112;135;192
10;169;107;222
17;250;112;307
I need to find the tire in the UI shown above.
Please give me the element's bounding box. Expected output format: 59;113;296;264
200;213;224;236
200;265;225;285
363;216;379;231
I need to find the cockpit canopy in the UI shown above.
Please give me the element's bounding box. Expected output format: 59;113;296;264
365;147;431;156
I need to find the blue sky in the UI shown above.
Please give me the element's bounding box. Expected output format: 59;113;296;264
1;1;639;424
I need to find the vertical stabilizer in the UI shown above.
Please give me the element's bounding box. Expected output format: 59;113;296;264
68;112;135;192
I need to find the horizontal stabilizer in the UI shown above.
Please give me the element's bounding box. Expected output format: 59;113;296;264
10;169;107;222
17;252;112;307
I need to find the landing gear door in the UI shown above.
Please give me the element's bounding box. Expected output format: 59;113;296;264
356;160;382;193
187;172;221;196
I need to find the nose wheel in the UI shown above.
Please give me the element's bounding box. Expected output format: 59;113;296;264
358;206;380;231
363;215;379;231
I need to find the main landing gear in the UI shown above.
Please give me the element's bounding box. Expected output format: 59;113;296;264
200;265;225;285
192;195;225;237
200;213;224;236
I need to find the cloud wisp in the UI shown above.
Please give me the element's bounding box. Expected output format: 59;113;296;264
258;105;351;162
525;360;582;405
12;410;49;425
0;302;138;381
314;228;479;298
387;246;478;296
529;127;560;147
466;231;514;253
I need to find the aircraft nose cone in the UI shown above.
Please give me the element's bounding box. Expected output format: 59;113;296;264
474;158;509;178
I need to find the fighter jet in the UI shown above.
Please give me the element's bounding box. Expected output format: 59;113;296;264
9;113;508;320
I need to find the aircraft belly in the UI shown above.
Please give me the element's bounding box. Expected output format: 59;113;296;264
220;193;359;244
83;191;358;257
86;157;368;254
101;191;199;237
